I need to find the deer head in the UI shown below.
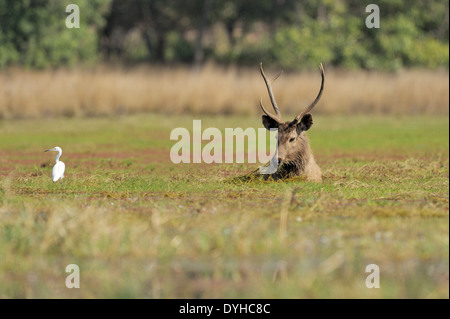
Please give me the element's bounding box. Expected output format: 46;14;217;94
259;62;325;167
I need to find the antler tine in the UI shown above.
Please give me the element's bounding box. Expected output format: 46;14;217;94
260;98;281;123
294;63;325;122
260;62;282;121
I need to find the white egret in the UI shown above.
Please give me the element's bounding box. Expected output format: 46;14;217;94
44;146;65;182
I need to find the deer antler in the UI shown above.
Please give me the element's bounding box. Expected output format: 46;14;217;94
294;63;325;122
260;62;283;123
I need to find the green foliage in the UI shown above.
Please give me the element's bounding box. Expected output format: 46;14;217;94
273;24;335;70
0;0;111;68
166;32;195;63
213;0;449;70
410;38;449;69
372;15;421;70
362;15;450;70
0;0;448;70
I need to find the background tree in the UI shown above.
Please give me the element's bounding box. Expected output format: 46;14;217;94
0;0;448;70
0;0;111;68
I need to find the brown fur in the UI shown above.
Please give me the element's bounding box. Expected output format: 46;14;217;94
262;114;322;182
257;62;324;182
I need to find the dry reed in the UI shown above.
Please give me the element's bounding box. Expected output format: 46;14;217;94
0;64;448;119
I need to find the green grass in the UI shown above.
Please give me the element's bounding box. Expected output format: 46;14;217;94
0;114;448;298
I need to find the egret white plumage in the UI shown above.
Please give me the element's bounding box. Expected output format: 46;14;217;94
45;146;65;182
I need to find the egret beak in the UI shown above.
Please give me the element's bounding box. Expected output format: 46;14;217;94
44;150;50;152
45;148;56;152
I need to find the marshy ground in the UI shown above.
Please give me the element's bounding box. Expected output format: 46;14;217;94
0;113;448;298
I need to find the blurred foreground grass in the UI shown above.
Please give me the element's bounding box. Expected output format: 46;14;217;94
0;114;448;298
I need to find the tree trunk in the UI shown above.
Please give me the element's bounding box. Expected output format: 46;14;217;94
142;29;153;61
193;0;212;69
225;21;236;48
155;32;166;62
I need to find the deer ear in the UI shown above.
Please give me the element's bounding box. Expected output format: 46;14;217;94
262;115;279;130
296;114;313;133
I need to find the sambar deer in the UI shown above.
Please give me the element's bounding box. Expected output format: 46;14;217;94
259;62;324;182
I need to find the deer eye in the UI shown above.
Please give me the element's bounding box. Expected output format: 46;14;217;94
289;137;295;142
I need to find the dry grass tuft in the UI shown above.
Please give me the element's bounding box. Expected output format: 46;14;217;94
0;64;448;119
